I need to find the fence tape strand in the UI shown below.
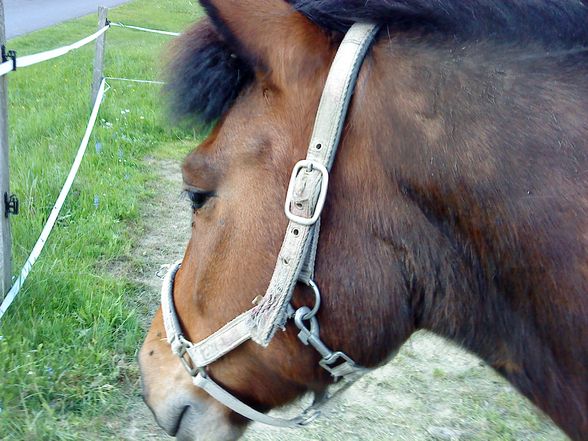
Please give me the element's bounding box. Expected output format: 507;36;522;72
110;22;179;37
0;25;110;78
105;76;165;85
0;79;107;320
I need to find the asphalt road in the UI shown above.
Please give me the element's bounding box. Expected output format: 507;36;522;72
4;0;133;39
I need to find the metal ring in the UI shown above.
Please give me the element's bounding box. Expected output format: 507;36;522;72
178;348;198;377
302;279;321;320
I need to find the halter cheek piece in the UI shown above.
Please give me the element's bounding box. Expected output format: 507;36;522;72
161;23;380;428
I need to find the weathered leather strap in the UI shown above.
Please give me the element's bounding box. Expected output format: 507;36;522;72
252;22;380;345
193;373;320;428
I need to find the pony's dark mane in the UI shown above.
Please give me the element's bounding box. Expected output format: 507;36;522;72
289;0;588;48
169;0;588;124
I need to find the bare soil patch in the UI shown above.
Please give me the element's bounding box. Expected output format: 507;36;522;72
107;157;190;440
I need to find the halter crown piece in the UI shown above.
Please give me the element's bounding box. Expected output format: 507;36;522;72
161;22;380;428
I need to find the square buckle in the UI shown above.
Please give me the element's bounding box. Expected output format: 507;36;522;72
284;160;329;226
319;351;357;378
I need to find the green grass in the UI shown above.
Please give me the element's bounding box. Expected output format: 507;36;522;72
0;1;201;439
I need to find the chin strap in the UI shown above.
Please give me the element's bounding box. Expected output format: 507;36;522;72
192;364;366;428
160;22;380;428
192;374;320;428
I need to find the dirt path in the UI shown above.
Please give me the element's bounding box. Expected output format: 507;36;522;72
114;157;191;441
117;157;567;441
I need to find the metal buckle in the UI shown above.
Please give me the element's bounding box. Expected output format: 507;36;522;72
319;351;357;378
284;160;329;226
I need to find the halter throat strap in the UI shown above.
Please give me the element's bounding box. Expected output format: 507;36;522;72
161;22;379;428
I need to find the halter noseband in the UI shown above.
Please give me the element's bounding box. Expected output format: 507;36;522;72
161;22;380;428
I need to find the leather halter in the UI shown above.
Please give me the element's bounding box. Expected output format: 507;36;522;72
161;23;380;428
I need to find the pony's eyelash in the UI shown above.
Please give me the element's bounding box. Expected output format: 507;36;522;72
182;189;214;211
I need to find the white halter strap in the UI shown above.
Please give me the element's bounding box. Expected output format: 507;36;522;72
161;22;380;428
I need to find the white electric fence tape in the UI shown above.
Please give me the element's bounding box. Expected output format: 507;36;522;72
0;79;107;320
0;25;110;78
110;22;179;36
105;76;165;85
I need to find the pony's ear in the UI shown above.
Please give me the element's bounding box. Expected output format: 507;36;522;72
165;19;255;125
199;0;333;86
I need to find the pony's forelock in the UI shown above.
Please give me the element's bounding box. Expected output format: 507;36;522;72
165;19;254;126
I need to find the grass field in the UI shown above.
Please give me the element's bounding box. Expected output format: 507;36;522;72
0;1;570;440
0;1;199;439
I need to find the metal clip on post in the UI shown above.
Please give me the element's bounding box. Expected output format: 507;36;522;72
1;45;17;71
4;193;19;217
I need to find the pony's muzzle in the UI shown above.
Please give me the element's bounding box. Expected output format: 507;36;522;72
138;326;245;440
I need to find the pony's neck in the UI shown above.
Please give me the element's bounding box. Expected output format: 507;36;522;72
410;229;585;438
360;36;588;438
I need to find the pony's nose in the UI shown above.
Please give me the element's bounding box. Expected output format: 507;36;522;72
139;351;244;440
154;403;190;437
146;396;245;441
139;373;191;436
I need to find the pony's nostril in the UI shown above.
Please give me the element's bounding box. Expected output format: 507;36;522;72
169;404;191;437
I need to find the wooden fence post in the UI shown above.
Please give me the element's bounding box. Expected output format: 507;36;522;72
0;0;12;300
91;6;108;104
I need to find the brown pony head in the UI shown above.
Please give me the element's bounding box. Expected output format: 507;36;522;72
139;1;588;440
139;2;395;439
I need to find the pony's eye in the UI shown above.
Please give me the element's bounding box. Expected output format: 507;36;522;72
185;189;213;211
